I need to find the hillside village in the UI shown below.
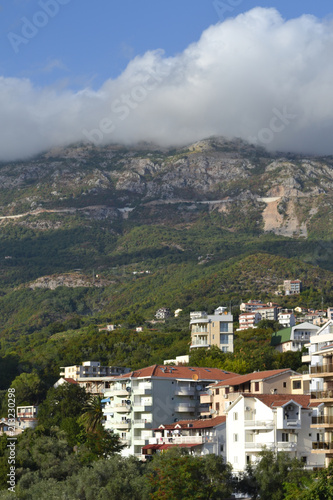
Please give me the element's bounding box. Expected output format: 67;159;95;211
3;285;333;475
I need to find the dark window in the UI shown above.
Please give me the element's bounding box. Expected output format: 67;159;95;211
216;389;220;395
255;382;259;392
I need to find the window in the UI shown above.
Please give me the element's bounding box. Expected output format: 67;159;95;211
216;389;219;395
233;412;238;421
233;434;238;442
283;382;287;388
293;381;301;390
220;323;228;333
220;444;224;452
222;347;228;353
254;382;259;392
282;433;289;442
220;334;228;344
216;403;220;411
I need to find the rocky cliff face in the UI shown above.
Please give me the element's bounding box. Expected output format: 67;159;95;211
0;137;333;238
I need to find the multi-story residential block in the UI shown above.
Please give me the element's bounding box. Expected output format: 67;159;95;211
271;322;320;353
102;364;236;457
240;300;266;312
60;361;130;381
278;310;296;328
256;306;278;321
282;279;302;295
201;369;299;415
0;405;39;436
190;307;233;352
226;394;324;472
306;320;333;466
142;416;226;461
327;308;333;321
238;312;262;331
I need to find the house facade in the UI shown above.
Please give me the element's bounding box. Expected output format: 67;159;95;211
102;364;236;458
142;416;226;461
306;320;333;466
271;322;320;353
238;312;262;331
226;394;324;472
200;369;299;416
190;307;233;352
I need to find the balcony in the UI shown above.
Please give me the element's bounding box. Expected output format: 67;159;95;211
190;340;210;349
277;442;297;451
114;421;131;430
133;419;153;429
174;403;196;412
244;420;274;429
244;442;297;451
312;442;333;452
112;389;130;396
114;403;131;412
174;388;196;396
149;436;204;445
310;365;333;377
311;391;333;401
312;416;333;427
132;384;152;395
120;439;131;446
132;402;152;412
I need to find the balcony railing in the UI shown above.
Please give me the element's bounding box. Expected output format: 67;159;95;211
244;420;274;428
312;416;333;425
312;442;333;450
149;436;204;445
174;388;196;396
310;365;333;375
311;391;333;400
174;403;196;412
190;340;210;348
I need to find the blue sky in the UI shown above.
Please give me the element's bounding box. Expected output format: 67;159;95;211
1;1;333;159
1;0;333;89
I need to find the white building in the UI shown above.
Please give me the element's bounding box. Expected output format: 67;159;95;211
0;405;39;436
142;416;226;461
240;300;266;312
238;312;262;331
278;311;296;328
102;364;236;458
190;307;234;352
271;322;320;353
226;394;324;472
60;361;130;381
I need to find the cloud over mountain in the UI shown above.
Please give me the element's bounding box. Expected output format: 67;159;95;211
1;7;333;160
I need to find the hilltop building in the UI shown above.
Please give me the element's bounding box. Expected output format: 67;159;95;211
189;307;233;352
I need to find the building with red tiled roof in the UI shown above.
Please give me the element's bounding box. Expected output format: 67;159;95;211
200;369;300;416
142;416;226;461
226;393;325;472
102;365;237;458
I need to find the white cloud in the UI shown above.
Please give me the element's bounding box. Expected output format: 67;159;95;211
1;7;333;161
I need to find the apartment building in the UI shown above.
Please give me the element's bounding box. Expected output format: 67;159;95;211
283;280;302;295
278;311;296;328
256;306;278;321
142;416;226;461
60;361;130;381
102;364;236;457
240;300;266;312
190;307;233;352
226;394;324;472
271;322;320;353
238;312;262;331
0;405;39;436
201;369;298;415
306;320;333;466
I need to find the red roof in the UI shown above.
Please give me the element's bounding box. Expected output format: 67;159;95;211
243;394;319;409
211;369;293;388
155;416;226;431
112;365;238;381
64;378;78;384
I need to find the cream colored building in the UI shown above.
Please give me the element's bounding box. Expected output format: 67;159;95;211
201;369;299;415
190;307;233;352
